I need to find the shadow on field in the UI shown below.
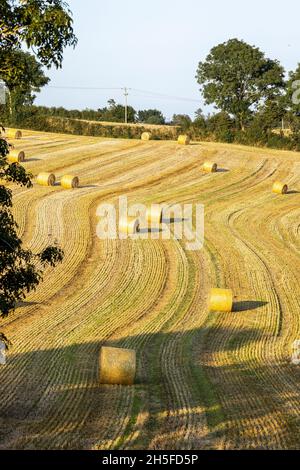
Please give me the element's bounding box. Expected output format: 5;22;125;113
287;190;299;194
25;158;41;162
81;184;99;188
139;227;164;234
17;301;40;308
0;319;299;450
217;168;229;173
162;217;188;224
233;300;268;312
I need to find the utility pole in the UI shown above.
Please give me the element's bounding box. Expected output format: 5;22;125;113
123;87;129;124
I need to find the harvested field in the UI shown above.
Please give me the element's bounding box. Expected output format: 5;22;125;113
0;130;299;450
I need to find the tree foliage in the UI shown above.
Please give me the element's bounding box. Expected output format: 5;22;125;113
97;99;136;123
137;109;165;125
0;0;77;69
285;64;300;115
196;38;285;130
1;50;50;122
171;114;192;130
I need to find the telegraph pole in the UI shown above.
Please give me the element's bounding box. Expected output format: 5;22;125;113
123;87;129;124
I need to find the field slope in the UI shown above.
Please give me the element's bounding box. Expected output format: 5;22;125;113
0;130;299;450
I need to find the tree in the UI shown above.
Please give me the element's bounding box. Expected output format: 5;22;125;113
98;100;136;123
285;64;300;116
171;114;192;130
193;108;206;129
0;0;77;346
107;99;117;110
196;39;285;130
206;111;235;142
137;109;165;125
1;50;50;122
253;99;286;132
0;0;77;70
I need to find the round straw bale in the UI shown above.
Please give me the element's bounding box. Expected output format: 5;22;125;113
61;175;79;189
141;132;152;141
272;181;288;194
209;288;233;312
203;161;218;173
146;204;163;225
119;217;140;235
99;346;136;385
8;150;25;163
6;129;22;139
36;172;56;187
177;134;190;145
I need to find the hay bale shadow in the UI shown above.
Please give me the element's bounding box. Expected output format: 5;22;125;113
139;227;164;234
162;217;188;224
16;301;39;308
233;300;268;312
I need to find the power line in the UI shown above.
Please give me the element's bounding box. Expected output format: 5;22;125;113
131;88;202;103
47;86;122;90
45;84;201;104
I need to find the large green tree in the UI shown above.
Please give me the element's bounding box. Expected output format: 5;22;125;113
0;0;77;346
196;39;285;130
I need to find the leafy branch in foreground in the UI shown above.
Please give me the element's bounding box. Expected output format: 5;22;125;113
0;136;63;349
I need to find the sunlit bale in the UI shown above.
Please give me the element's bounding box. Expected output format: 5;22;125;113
36;172;56;186
209;288;233;312
7;150;25;163
177;135;190;145
202;161;218;173
5;129;22;139
146;204;163;225
61;175;79;189
141;132;152;141
272;181;288;194
119;217;140;235
99;346;136;385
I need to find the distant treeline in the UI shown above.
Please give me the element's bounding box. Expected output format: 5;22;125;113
14;114;178;140
6;104;300;151
6;100;167;125
188;111;300;151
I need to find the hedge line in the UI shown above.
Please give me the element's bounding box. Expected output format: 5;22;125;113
16;115;178;140
5;114;300;152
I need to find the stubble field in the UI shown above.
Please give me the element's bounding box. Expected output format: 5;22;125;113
0;130;299;450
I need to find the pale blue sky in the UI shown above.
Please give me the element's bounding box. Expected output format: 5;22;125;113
36;0;300;120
